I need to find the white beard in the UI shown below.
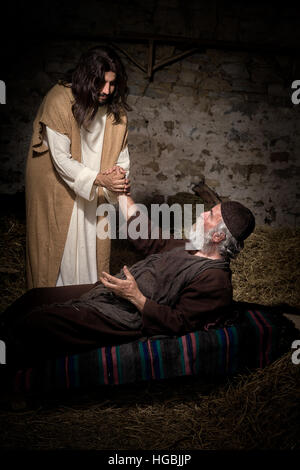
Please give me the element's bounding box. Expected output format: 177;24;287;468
185;218;204;251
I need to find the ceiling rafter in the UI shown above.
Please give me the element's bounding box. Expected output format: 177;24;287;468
111;40;200;79
41;32;300;81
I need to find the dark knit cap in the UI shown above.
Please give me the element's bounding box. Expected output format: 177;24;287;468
221;201;255;242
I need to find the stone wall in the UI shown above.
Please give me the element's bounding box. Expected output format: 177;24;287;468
0;1;300;226
128;47;300;227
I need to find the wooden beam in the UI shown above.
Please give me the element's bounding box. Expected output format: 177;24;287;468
110;43;147;74
112;40;200;80
153;47;200;72
147;40;154;79
40;32;300;57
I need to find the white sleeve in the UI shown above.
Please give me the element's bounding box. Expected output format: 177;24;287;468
46;126;98;201
103;146;131;204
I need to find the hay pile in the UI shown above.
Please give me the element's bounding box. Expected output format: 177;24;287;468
0;208;299;450
0;215;26;313
231;226;300;308
0;352;299;450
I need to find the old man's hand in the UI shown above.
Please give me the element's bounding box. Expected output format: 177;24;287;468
100;266;146;312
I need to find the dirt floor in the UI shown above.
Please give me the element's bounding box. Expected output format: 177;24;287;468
0;197;299;451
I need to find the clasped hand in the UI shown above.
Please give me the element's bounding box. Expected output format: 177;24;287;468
100;266;146;312
95;165;130;194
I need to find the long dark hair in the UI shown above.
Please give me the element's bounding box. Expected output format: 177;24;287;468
60;46;131;129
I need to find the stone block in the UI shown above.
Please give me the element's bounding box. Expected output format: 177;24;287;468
270;152;290;163
267;84;288;97
128;85;145;97
244;93;268;103
268;95;291;108
252;68;283;84
175;159;206;177
172;85;195;97
228;128;250;143
221;63;249;79
156;172;168;181
144;87;171;100
272;166;300;179
154;69;179;84
163;121;174;135
178;70;197;86
181;60;201;72
199;77;232;92
231;79;265;94
231;163;268;180
205;178;221;188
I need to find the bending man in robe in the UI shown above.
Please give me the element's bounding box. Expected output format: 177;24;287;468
1;192;255;369
25;46;131;289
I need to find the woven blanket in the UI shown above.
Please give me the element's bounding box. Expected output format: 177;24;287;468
12;304;298;396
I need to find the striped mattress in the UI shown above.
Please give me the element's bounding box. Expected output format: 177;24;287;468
12;304;298;396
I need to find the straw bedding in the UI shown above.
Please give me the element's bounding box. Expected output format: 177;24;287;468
0;205;299;450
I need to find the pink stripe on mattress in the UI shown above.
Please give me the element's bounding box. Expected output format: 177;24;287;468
223;328;230;372
248;310;264;368
182;336;192;375
101;348;109;385
111;346;119;385
255;310;272;365
147;339;155;379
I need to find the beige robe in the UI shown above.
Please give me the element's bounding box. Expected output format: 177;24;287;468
25;83;128;289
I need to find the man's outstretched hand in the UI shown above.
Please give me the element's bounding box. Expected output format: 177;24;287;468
100;266;146;312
